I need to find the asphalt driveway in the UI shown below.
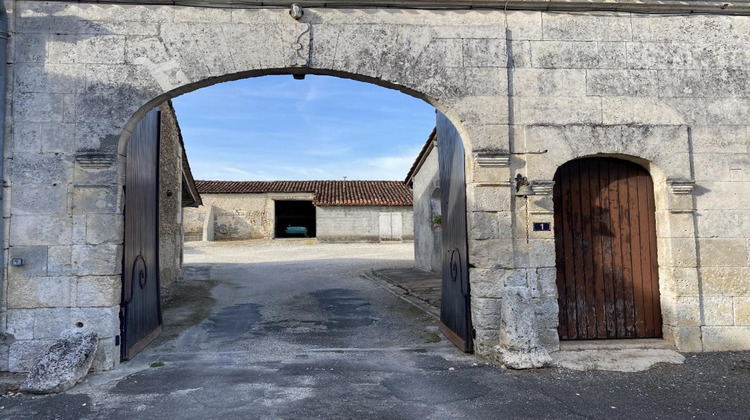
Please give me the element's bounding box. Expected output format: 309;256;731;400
1;241;748;419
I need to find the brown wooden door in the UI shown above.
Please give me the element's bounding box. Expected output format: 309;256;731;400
121;108;162;360
553;157;662;340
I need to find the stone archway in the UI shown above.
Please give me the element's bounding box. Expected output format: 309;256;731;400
80;5;514;369
18;2;750;372
7;3;518;371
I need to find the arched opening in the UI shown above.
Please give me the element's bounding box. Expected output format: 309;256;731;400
120;73;473;361
553;157;663;340
116;69;470;156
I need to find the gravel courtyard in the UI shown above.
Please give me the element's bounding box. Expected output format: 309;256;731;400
1;240;748;419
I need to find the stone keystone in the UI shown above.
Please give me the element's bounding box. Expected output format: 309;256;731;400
21;329;99;394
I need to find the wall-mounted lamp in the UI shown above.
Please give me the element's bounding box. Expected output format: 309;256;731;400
290;3;303;20
515;174;535;197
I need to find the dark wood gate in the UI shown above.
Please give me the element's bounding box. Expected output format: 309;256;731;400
436;112;473;352
121;108;162;360
553;157;662;340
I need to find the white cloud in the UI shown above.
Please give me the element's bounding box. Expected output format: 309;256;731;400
191;162;274;181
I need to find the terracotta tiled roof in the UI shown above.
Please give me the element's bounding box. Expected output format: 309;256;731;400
404;128;436;186
195;180;413;206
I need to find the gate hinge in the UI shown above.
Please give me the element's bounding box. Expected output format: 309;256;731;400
472;328;476;339
119;307;126;333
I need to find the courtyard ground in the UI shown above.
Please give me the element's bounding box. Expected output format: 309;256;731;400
0;240;748;419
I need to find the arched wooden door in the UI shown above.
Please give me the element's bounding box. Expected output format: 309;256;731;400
553;157;662;340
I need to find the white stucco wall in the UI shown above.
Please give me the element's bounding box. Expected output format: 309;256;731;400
317;206;414;243
412;147;442;272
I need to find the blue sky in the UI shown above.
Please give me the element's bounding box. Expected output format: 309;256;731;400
172;75;435;181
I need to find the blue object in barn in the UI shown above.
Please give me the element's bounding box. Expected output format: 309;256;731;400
285;226;308;236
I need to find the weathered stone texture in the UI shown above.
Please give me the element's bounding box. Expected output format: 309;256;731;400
75;276;121;307
21;329;98;394
10;215;73;246
514;97;602;125
71;245;122;276
158;102;184;288
513;69;586;97
70;307;120;338
9;339;57;372
7;277;75;310
11;153;73;185
702;327;750;351
85;214;123;245
586;69;659;97
698;239;748;267
735;297;750;326
11;184;68;215
412;144;441;272
542;13;633;42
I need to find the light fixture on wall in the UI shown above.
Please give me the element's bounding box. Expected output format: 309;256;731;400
290;3;303;20
515;174;535;197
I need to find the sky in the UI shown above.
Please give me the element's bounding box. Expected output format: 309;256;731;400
172;75;435;181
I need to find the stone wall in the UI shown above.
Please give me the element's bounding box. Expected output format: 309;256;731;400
157;102;183;288
188;194;272;240
316;206;414;243
183;193;315;240
412;146;442;272
184;193;413;242
182;205;204;242
4;2;750;371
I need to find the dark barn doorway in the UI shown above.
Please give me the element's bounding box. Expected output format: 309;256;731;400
275;200;316;238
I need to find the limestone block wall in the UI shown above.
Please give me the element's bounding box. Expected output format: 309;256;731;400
412;146;442;272
3;2;750;371
481;12;750;359
316;206;414;243
157;102;184;288
185;194;273;240
182;206;204;242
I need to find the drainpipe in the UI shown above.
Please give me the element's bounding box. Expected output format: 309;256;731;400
0;3;8;312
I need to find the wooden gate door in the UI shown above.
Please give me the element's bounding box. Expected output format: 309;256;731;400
436;112;473;352
378;212;403;241
553;157;662;340
121;108;162;360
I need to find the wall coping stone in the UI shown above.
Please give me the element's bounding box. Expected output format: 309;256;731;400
35;1;750;16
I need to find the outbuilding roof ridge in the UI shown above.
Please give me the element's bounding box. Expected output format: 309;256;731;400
196;180;413;206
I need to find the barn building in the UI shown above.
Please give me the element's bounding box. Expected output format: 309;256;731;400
184;181;414;243
406;129;442;273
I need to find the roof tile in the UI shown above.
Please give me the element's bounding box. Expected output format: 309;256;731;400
195;180;413;206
